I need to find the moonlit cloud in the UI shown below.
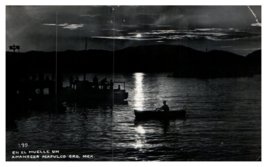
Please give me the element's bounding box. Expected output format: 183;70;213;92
204;36;235;41
128;30;177;35
91;36;162;41
43;23;56;26
228;28;240;32
43;23;68;27
43;23;84;30
62;24;84;30
194;28;224;32
92;28;260;42
136;33;142;37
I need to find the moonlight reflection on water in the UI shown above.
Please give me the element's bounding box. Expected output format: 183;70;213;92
133;125;146;150
134;73;145;110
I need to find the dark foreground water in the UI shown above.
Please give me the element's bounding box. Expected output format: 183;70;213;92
6;73;261;161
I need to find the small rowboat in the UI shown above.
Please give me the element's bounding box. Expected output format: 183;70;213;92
134;106;186;120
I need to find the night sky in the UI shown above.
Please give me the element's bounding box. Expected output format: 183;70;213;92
6;6;261;56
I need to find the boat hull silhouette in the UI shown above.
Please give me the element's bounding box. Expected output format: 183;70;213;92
134;109;186;120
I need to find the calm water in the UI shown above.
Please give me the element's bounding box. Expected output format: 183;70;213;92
6;73;261;161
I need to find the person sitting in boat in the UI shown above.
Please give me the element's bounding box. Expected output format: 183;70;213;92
157;101;169;113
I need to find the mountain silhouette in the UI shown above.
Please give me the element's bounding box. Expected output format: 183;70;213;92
6;45;261;78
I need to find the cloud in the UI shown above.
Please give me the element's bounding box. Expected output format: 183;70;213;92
43;23;84;30
58;23;68;27
92;28;260;42
91;35;162;41
228;28;240;32
62;24;84;30
128;30;177;35
43;23;57;26
194;28;224;32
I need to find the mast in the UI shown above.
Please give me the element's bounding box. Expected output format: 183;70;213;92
85;36;87;51
84;36;87;80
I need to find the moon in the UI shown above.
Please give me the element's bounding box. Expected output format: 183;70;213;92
136;33;142;37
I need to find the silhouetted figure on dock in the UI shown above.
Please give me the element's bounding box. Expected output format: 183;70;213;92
69;75;74;88
38;72;44;81
32;73;37;81
93;75;98;89
118;85;121;90
45;76;50;81
57;74;64;90
100;78;108;89
109;79;113;89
